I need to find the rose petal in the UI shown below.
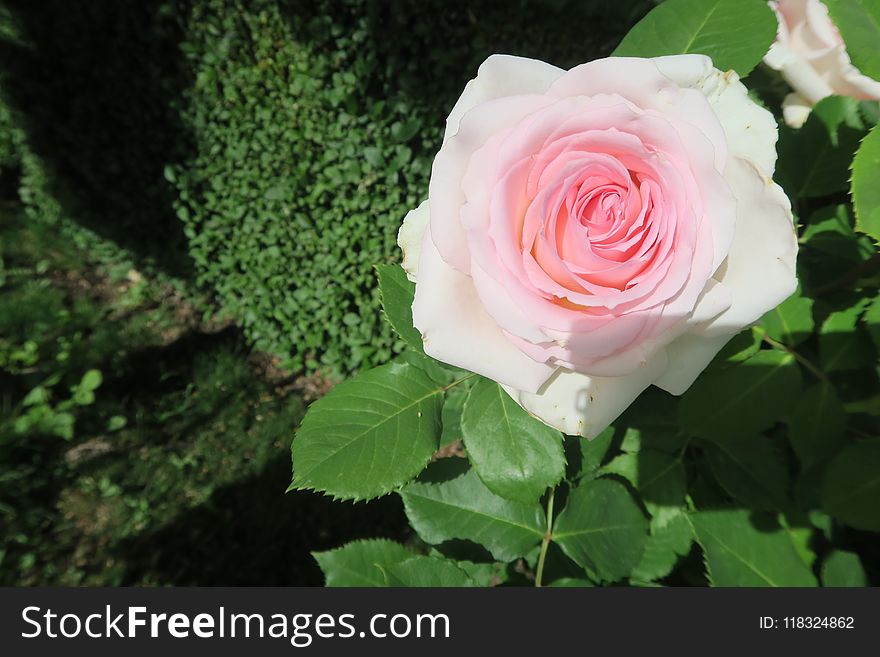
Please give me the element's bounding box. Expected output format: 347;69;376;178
652;332;734;395
444;54;565;143
696;156;798;338
397;199;429;282
412;225;557;393
654;54;780;176
503;350;669;439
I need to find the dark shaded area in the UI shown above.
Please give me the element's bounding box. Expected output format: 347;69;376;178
117;455;409;585
286;0;652;115
0;0;194;277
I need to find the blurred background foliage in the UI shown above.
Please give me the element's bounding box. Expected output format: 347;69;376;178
0;0;877;586
0;0;653;585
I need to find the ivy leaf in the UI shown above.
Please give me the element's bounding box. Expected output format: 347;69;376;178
690;510;818;586
701;434;792;512
821;550;867;587
290;362;446;500
761;288;814;347
822;439;880;531
399;467;545;561
680;350;802;442
825;0;880;81
631;511;694;583
552;478;649;582
612;0;776;76
313;539;413;587
382;556;477;587
376;264;423;352
461;378;565;504
851;123;880;242
777;96;865;199
787;381;847;469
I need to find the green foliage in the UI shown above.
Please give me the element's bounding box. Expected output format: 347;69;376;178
761;287;814;347
461;378;565;504
822;440;880;531
851;123;880;242
553;478;649;582
314;539;413;587
631;512;693;582
680;350;803;441
290;361;448;501
400;466;546;562
690;510;818;586
0;0;193;275
612;0;776;75
821;550;867;587
376;265;423;353
777;96;866;200
4;205;410;587
701;434;791;512
825;0;880;81
787;382;847;470
382;555;477;587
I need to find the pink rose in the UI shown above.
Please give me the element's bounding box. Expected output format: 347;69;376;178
398;54;797;439
764;0;880;127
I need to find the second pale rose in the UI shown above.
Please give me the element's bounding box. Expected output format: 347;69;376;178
764;0;880;127
399;54;798;439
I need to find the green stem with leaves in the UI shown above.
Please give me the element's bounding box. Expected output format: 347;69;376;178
534;487;555;587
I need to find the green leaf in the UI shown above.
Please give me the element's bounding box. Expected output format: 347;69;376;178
821;550;867;587
761;289;814;347
383;555;477;587
800;204;875;291
690;510;818;586
79;369;103;392
819;301;874;372
777;96;865;199
376;264;423;352
825;0;880;81
702;434;791;511
631;511;694;582
461;378;565;504
680;350;802;441
548;578;595;587
787;381;847;469
822;439;880;531
313;539;413;587
290;362;446;500
400;467;545;561
440;385;467;448
552;478;649;582
569;426;616;481
780;516;817;568
600;450;687;515
851;123;880;241
106;415;127;432
865;294;880;352
709;327;763;368
612;0;776;76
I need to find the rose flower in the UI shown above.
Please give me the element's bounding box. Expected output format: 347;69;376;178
399;54;798;439
764;0;880;127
